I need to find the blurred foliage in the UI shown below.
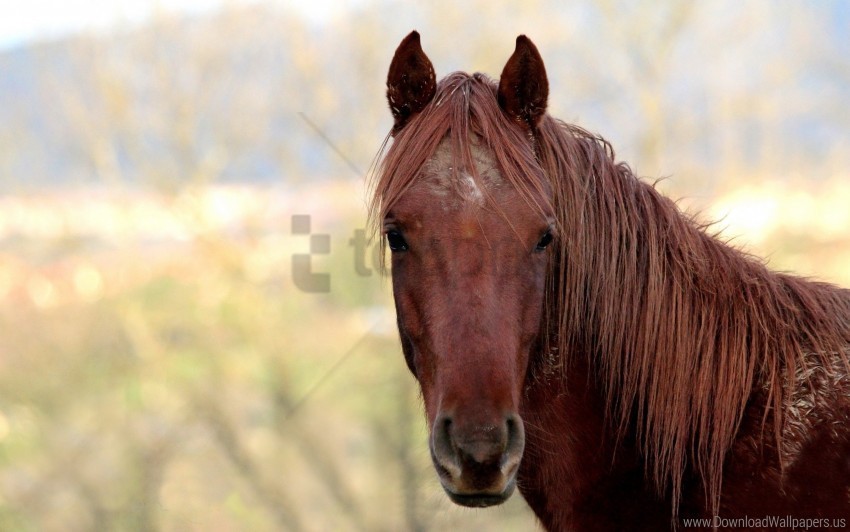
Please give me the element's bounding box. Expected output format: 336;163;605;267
0;0;848;530
0;185;537;530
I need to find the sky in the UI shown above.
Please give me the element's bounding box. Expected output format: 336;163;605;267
0;0;218;49
0;0;344;50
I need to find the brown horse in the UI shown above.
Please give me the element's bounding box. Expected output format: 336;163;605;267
371;31;850;530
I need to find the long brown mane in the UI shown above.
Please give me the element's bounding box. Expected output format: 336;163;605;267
370;71;850;517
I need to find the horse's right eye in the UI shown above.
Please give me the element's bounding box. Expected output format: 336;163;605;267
386;230;409;251
535;230;553;251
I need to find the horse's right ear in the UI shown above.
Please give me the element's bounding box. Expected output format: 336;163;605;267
386;31;436;133
498;35;548;131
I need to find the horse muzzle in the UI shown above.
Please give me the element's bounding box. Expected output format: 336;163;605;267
429;411;525;507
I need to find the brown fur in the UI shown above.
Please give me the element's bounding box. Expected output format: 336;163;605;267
372;36;850;529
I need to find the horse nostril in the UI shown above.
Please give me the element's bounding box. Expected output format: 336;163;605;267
441;416;453;450
501;414;525;474
432;414;461;477
506;414;524;448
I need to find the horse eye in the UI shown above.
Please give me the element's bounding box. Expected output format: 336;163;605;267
535;230;553;251
386;230;409;252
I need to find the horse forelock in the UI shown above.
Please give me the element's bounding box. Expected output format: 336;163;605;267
369;72;553;259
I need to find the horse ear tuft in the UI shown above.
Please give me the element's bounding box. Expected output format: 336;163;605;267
386;31;437;133
498;35;549;130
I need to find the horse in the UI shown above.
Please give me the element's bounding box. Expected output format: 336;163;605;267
370;31;850;530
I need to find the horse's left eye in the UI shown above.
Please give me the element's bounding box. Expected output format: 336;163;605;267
535;230;553;251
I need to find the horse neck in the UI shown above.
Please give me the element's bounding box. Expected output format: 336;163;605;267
519;354;607;508
520;352;675;529
524;122;850;522
551;136;850;514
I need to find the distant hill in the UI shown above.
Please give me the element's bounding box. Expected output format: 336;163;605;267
0;1;848;193
0;4;395;191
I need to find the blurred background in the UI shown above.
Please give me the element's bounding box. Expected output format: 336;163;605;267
0;0;848;530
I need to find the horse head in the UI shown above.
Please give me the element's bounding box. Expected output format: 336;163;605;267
378;31;554;507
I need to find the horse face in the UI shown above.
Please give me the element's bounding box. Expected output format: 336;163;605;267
383;31;552;507
385;137;553;506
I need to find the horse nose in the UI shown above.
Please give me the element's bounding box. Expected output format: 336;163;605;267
432;412;525;487
455;420;508;466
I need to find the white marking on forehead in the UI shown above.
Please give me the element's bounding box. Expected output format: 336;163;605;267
421;136;504;206
461;173;483;203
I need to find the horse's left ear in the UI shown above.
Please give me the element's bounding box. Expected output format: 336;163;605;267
498;35;548;130
387;31;437;133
